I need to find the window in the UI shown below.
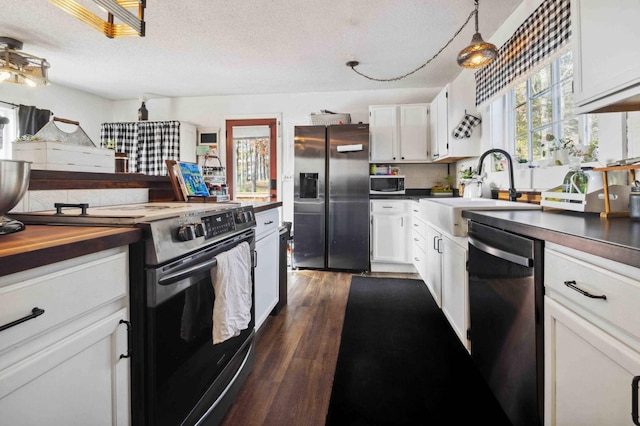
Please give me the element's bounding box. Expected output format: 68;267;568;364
0;106;17;160
510;50;598;163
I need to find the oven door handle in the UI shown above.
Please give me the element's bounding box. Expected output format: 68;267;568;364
468;235;532;267
158;258;219;286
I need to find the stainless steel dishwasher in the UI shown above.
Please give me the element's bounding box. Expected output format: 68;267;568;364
467;220;544;426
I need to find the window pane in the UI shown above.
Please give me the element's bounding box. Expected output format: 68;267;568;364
515;81;527;105
515;104;528;136
588;114;599;144
532;130;544;160
531;92;552;128
561;81;574;119
531;66;551;95
561;119;579;146
515;135;529;160
233;125;271;202
559;51;573;81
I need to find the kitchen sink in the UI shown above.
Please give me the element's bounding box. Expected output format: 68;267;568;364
419;197;541;237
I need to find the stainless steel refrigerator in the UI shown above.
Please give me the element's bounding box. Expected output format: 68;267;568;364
292;124;370;271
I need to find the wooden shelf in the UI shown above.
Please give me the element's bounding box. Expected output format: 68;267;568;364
592;164;639;218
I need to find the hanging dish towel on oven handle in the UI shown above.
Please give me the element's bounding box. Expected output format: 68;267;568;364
211;241;252;344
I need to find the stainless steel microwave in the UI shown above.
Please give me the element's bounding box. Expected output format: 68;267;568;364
370;175;405;194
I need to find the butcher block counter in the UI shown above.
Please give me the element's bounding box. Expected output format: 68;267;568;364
0;225;142;277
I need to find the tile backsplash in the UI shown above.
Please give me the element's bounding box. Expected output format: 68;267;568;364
10;188;149;213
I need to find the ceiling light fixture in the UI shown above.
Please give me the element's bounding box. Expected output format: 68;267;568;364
0;37;50;87
346;0;496;81
48;0;145;38
457;0;498;68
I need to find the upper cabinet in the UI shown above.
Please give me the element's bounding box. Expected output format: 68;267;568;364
429;86;449;162
429;81;481;163
369;104;429;163
572;0;640;113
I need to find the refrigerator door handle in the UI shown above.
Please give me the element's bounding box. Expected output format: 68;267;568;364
336;144;363;152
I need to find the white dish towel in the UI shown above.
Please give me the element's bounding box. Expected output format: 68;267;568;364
211;241;252;344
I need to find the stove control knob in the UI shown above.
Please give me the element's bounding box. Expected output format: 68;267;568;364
194;223;205;238
178;225;196;241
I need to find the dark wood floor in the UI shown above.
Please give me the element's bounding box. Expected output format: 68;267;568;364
220;269;418;426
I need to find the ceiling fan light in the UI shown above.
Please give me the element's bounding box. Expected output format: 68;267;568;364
0;37;50;87
457;32;498;68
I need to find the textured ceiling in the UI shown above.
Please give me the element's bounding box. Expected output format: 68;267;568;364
1;0;523;101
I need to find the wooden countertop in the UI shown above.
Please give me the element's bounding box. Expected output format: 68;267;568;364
0;225;142;277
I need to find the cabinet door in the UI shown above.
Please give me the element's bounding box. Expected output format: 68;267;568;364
441;236;469;350
0;309;130;425
371;213;410;263
435;88;449;159
398;104;429;161
428;99;439;160
545;297;640;426
369;106;397;162
255;230;279;330
573;0;640;111
425;224;442;307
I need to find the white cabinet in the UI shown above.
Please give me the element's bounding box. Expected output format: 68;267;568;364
254;208;280;330
369;104;429;163
0;247;131;425
422;219;470;351
544;243;640;425
572;0;640;113
429;87;449;161
424;223;443;307
370;200;415;272
411;202;428;283
428;83;481;163
440;235;468;349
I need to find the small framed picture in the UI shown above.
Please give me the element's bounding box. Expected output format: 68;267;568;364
198;128;219;145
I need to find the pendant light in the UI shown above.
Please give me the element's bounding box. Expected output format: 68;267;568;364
457;0;497;68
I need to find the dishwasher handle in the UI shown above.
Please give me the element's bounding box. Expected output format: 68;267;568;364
468;235;533;267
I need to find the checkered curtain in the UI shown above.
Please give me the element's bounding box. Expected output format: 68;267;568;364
475;0;571;107
100;121;180;175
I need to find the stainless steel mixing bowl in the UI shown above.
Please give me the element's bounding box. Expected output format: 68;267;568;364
0;159;31;217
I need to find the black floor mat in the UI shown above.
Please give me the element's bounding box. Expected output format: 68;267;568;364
326;276;512;425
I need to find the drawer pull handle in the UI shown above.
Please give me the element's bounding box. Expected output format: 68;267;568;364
119;320;132;359
633;376;640;425
564;280;607;300
0;307;45;332
264;220;274;225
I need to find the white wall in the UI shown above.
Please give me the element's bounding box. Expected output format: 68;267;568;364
0;83;112;145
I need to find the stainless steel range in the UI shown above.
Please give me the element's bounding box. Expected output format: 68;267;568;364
15;202;258;426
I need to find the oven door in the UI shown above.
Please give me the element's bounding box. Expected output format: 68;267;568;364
144;229;255;426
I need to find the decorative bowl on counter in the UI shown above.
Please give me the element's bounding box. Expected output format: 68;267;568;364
0;159;31;234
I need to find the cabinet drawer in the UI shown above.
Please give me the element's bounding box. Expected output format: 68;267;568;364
412;228;426;253
412;217;426;237
0;248;128;354
255;208;279;241
545;245;640;344
371;200;410;214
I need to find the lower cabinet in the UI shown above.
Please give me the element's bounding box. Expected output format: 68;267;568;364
0;247;131;425
440;235;468;350
545;297;640;425
254;208;280;330
422;221;469;351
544;243;640;425
370;200;414;273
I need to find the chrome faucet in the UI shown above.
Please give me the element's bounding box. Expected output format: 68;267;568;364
476;149;521;202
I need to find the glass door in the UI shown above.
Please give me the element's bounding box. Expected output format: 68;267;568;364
225;119;277;202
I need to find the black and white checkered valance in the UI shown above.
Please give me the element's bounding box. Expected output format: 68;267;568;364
101;121;180;175
475;0;571;107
